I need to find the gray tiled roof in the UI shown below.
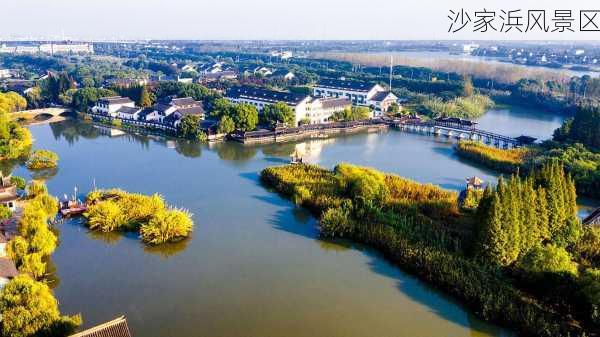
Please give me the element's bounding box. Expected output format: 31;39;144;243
316;78;378;92
98;96;134;105
115;106;141;115
69;316;132;337
226;86;309;105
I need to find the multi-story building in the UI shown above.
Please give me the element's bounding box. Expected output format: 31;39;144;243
91;96;135;116
225;86;349;126
313;78;398;116
308;97;352;123
313;78;385;106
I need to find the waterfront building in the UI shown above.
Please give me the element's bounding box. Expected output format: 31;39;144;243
308;97;352;123
313;78;388;107
0;257;18;288
0;172;17;212
466;176;484;190
68;316;132;337
226;85;349;125
143;97;205;127
91;96;135;116
368;91;398;116
116;106;143;120
583;208;600;226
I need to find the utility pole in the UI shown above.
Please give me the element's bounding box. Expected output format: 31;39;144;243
389;55;393;91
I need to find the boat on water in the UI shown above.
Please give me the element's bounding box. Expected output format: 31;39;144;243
60;200;87;217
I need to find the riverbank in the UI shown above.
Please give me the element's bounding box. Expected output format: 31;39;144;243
230;120;389;144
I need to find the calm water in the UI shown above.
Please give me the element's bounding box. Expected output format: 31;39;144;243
10;106;592;337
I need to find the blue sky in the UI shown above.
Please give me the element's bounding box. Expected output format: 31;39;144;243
1;0;600;40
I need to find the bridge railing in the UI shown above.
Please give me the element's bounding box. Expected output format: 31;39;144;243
400;120;518;143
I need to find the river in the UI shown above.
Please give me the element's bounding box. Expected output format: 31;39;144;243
9;105;596;337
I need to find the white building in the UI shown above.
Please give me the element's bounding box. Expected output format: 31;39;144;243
198;62;225;75
0;43;93;54
226;86;350;126
308;97;352;123
116;106;143;120
313;78;385;106
367;91;398;116
253;66;273;77
91;96;135;116
143;97;205;127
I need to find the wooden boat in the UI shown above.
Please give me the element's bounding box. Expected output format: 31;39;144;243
59;200;87;217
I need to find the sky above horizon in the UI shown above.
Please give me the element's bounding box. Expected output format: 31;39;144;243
2;0;600;41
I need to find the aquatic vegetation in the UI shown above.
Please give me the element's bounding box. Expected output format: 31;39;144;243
140;209;194;245
26;149;59;170
420;94;494;119
455;140;534;173
84;189;193;245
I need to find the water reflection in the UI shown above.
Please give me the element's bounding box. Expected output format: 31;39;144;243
212;141;258;163
30;167;58;181
142;238;190;259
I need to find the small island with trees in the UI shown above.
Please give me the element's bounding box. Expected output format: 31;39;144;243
83;189;194;245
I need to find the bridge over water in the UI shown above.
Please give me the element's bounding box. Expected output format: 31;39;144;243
391;118;525;149
11;107;73;125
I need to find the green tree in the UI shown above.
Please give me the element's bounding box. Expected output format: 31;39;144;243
178;115;204;140
217;115;235;134
519;244;578;275
0;275;81;337
26;180;48;198
232;104;259;132
19;252;46;279
71;87;117;112
26;149;59;170
262;102;295;127
139;86;153;107
210;98;232;118
10;176;26;190
462;75;474;97
140;209;194;245
7;236;29;266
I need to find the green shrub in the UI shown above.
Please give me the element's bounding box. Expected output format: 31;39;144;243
519;244;578;275
320;203;354;238
26;180;48;198
140;209;193;245
26;150;59;170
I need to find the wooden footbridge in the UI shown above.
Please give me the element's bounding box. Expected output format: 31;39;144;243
391;117;529;149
